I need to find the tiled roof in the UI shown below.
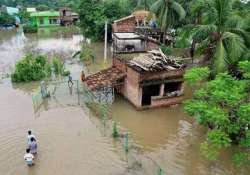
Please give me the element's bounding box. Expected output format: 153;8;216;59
85;67;126;90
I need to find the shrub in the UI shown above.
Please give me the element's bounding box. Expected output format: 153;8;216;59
11;54;50;82
52;57;64;75
62;70;70;77
23;24;38;33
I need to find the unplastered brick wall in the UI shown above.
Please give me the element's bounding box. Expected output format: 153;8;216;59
112;17;136;32
112;57;127;72
147;40;159;51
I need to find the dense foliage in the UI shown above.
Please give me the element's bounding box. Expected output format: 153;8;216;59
11;54;67;82
11;54;51;82
184;61;250;166
0;0;80;10
186;0;250;74
78;0;135;40
23;23;38;33
0;12;15;25
150;0;186;32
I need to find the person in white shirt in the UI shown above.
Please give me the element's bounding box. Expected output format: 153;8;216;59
28;137;38;154
24;148;34;166
27;130;36;143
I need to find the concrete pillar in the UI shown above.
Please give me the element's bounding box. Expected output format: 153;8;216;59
180;82;185;94
160;84;165;97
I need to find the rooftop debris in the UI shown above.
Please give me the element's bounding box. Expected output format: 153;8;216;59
85;67;126;90
128;49;186;72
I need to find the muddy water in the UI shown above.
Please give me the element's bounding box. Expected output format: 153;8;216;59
111;96;250;175
0;28;124;175
0;28;249;175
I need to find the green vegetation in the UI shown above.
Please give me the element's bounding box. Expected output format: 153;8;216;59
0;12;15;25
11;54;51;82
150;0;186;32
78;0;135;40
23;24;38;33
184;61;250;166
11;54;69;82
112;122;119;138
0;0;79;10
52;57;64;75
72;44;96;73
189;0;250;75
160;45;173;55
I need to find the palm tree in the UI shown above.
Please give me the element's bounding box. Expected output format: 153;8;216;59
150;0;186;32
136;0;154;10
191;0;250;74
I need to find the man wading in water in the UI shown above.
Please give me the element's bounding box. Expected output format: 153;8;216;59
27;130;36;143
25;130;37;166
24;148;34;166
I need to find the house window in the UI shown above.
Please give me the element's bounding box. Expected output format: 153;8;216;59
49;19;58;24
164;81;183;97
39;18;44;25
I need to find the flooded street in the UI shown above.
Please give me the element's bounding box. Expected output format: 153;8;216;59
0;28;249;175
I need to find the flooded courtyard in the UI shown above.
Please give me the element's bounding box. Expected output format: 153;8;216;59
0;27;249;175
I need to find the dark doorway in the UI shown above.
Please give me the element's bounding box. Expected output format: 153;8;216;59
141;84;160;106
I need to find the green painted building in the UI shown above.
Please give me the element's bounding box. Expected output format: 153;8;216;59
30;11;60;27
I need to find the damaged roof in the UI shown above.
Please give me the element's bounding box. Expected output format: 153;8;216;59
128;49;185;72
85;67;126;91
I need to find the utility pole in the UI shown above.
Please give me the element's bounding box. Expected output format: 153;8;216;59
104;21;108;62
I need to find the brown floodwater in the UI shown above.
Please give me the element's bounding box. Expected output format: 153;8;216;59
0;28;249;175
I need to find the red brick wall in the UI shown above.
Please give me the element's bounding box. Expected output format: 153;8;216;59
121;67;142;108
112;17;136;33
147;40;159;51
112;57;127;72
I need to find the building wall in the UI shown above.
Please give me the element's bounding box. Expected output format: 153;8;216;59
147;40;159;51
151;96;184;108
112;54;185;109
32;16;60;27
123;67;141;108
113;57;127;72
112;17;136;32
140;69;185;82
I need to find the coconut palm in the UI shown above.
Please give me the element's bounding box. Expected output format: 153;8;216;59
136;0;154;10
191;0;250;74
150;0;186;32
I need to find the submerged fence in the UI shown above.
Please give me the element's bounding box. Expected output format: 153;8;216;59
31;79;166;174
81;84;166;175
32;80;80;115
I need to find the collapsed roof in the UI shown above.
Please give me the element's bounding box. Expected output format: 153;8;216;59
128;49;185;72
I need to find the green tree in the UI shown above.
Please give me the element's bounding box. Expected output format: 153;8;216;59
78;0;134;41
78;0;106;41
11;54;51;82
150;0;186;32
190;0;250;74
0;12;15;25
136;0;154;10
184;61;250;166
